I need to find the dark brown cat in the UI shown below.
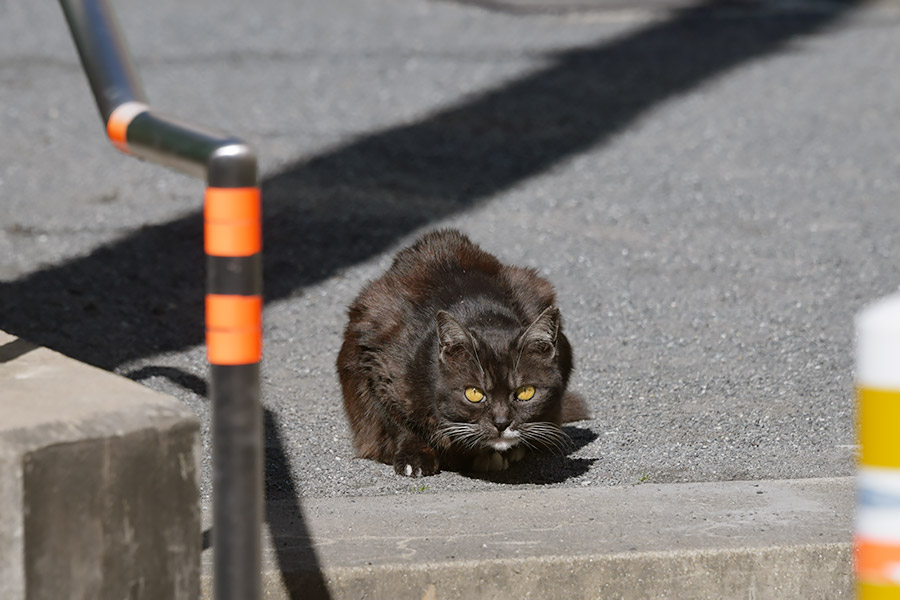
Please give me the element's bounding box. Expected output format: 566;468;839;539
337;229;588;477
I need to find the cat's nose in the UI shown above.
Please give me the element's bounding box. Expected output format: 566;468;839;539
494;419;511;433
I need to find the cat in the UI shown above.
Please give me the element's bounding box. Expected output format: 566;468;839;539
336;229;588;477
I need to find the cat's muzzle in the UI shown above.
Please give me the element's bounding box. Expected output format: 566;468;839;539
487;428;520;452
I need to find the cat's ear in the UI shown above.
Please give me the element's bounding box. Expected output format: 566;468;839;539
518;306;560;358
436;311;472;361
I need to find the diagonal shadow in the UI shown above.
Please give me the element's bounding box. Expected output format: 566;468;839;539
263;407;331;599
127;367;332;599
0;1;860;370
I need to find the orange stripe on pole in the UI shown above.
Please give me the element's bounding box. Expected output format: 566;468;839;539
204;187;261;257
106;117;129;152
206;294;262;330
105;101;148;154
856;537;900;586
206;294;262;365
207;330;262;365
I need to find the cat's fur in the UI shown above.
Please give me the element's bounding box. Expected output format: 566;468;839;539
337;229;588;477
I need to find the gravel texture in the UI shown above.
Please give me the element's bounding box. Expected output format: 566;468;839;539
2;0;899;500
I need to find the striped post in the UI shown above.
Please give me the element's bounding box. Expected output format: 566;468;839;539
855;294;900;598
205;169;263;600
59;2;263;599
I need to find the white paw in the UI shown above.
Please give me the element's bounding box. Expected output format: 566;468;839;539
472;451;509;472
507;446;527;464
404;464;414;477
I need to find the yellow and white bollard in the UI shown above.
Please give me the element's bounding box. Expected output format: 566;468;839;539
856;294;900;598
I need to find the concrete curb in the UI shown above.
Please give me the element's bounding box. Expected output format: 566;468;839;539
202;477;854;599
0;331;201;600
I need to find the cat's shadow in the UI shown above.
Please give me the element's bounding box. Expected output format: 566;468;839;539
457;425;598;485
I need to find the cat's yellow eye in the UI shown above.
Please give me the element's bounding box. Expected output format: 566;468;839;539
465;387;485;403
516;385;536;401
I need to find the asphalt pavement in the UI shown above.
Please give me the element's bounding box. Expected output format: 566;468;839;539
2;0;899;506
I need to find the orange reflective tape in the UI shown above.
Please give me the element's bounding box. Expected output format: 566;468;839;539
206;294;262;330
205;222;261;257
105;101;148;154
204;187;261;257
206;329;261;365
205;188;261;221
206;294;262;365
106;119;129;153
856;537;900;585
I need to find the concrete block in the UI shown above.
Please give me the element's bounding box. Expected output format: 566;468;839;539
0;331;201;600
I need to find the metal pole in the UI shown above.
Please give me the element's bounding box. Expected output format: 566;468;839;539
205;149;263;600
58;2;263;599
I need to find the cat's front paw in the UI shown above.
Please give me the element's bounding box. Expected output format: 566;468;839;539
507;446;527;464
472;451;509;472
393;447;440;477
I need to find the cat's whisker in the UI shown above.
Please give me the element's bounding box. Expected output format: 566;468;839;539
517;422;572;456
517;436;541;453
434;423;489;452
431;426;457;447
468;433;490;451
466;437;484;452
537;439;567;456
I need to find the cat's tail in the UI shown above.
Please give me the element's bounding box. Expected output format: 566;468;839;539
560;391;591;423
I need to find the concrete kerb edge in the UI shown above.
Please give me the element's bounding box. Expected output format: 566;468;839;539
202;471;858;598
240;542;852;599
